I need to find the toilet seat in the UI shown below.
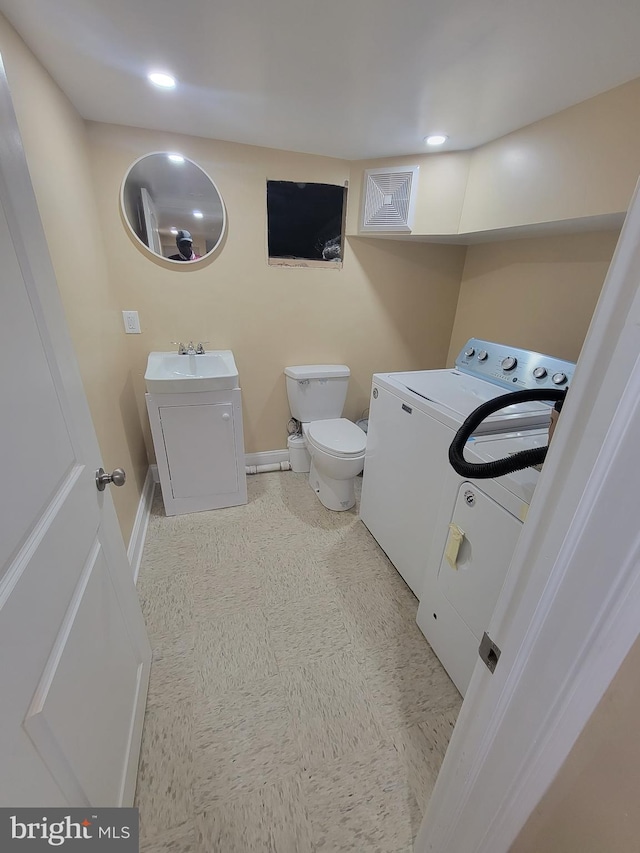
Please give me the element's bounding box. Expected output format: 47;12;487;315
305;418;366;458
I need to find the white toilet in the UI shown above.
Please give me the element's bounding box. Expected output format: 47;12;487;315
284;364;366;511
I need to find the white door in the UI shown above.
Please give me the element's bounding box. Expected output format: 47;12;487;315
0;57;151;807
140;187;162;255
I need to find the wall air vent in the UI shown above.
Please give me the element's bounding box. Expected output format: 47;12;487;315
359;165;419;233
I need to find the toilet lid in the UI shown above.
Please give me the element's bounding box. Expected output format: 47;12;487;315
306;418;366;458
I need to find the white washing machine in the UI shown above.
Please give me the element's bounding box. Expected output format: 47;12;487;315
359;339;574;599
416;428;548;696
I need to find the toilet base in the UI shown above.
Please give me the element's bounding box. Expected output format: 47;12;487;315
308;460;356;511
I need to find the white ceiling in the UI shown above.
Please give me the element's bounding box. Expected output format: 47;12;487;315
2;0;640;160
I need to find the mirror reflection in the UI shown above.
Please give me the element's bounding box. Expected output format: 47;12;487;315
121;153;225;262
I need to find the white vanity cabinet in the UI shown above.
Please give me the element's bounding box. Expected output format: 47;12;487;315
146;388;248;516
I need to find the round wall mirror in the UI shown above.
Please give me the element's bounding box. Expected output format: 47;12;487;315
121;152;226;263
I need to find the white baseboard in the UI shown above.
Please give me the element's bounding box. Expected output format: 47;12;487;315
245;449;290;467
128;467;156;585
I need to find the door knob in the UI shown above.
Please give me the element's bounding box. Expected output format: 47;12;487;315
95;467;126;491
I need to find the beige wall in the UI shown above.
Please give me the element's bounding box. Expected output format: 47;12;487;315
447;231;620;365
511;634;640;853
460;78;640;233
0;16;148;545
85;122;466;459
348;78;640;238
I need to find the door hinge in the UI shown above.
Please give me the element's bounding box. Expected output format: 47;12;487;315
479;632;501;673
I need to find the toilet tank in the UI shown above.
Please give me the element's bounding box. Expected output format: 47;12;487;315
284;365;350;422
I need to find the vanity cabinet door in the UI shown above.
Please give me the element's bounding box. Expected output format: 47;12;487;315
146;389;248;515
159;402;238;499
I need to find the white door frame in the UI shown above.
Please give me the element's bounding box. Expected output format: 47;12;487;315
416;180;640;852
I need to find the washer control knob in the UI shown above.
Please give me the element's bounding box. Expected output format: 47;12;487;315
552;372;568;385
533;366;547;379
501;356;518;371
477;350;488;361
465;347;475;358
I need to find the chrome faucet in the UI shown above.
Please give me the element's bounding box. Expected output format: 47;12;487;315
171;341;208;354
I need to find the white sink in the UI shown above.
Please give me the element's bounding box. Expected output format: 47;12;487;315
145;350;239;393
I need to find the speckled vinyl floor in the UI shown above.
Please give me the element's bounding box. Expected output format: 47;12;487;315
135;472;462;852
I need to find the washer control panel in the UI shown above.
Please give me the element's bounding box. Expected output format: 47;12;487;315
455;338;575;391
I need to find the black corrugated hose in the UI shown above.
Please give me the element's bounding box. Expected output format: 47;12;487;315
448;389;567;479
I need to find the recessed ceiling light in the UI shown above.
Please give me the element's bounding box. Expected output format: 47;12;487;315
170;227;178;235
425;134;448;146
148;72;176;89
192;210;203;219
167;154;184;163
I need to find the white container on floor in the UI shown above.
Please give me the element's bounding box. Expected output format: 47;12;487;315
288;434;311;473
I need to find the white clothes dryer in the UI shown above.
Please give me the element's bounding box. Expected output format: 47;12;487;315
359;339;574;599
416;428;548;696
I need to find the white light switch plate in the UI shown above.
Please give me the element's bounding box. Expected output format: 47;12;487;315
122;310;141;333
